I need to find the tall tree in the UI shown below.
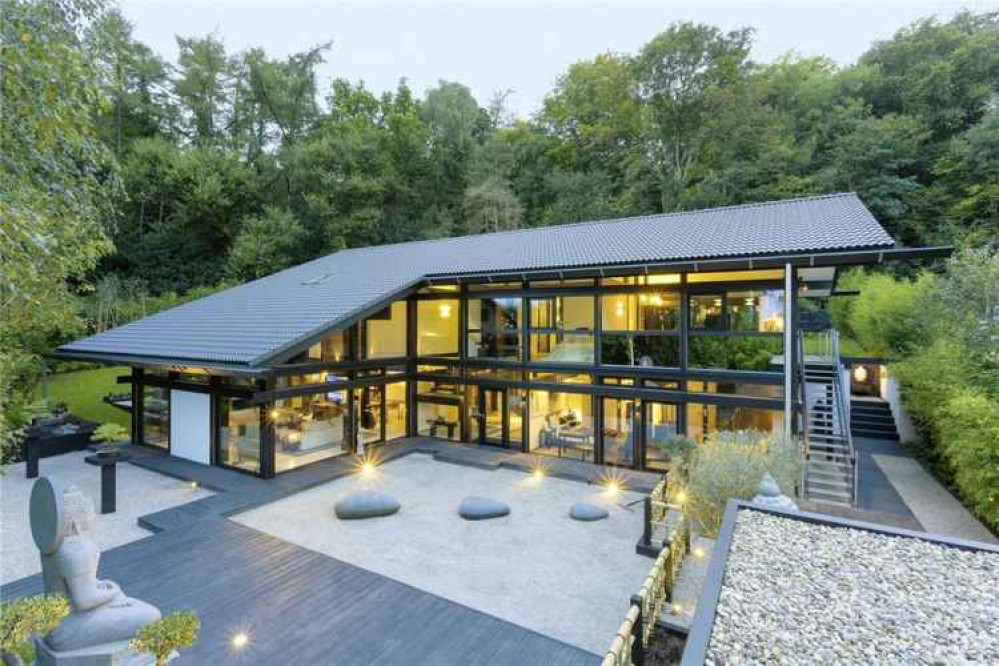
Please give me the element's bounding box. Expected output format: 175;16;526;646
633;22;754;211
1;0;118;453
174;34;232;145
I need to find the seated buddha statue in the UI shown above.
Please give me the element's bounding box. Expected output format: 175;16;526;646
30;477;161;653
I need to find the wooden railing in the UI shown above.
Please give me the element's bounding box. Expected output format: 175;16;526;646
642;473;684;547
605;512;691;666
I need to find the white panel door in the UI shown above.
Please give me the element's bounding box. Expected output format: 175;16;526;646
169;390;211;465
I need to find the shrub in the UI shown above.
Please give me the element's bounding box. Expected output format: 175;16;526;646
680;430;803;537
936;390;999;531
0;595;69;666
90;423;130;449
848;272;936;357
130;611;200;666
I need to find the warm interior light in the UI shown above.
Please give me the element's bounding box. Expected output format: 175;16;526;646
853;365;868;383
269;409;279;420
615;300;625;317
649;294;663;307
232;632;249;650
439;303;452;318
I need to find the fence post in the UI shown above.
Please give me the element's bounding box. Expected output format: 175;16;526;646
642;496;652;546
630;595;645;666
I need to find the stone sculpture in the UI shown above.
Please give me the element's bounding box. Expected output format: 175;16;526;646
458;496;510;520
569;502;609;522
30;476;161;665
751;472;799;511
334;490;401;519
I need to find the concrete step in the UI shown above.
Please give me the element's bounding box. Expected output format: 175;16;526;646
852;429;900;441
807;487;853;505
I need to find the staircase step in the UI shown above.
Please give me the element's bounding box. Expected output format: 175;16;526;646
808;488;853;505
849;421;897;433
807;476;852;492
852;429;900;441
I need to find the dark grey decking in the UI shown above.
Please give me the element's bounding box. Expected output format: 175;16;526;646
3;518;595;665
4;438;662;665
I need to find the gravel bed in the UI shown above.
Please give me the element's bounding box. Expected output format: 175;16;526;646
707;510;999;665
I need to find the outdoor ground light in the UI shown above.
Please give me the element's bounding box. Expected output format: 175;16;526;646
231;631;249;650
693;546;706;559
189;480;199;490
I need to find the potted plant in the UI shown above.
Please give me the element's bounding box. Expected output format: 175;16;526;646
0;595;69;666
90;423;129;462
130;611;200;666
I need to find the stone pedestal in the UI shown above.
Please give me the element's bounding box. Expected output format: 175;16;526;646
34;637;154;666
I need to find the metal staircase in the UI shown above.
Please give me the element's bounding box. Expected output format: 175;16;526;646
797;330;857;506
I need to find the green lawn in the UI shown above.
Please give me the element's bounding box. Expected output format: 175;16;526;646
34;366;131;428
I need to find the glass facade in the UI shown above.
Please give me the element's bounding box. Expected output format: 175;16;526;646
135;264;793;476
686;404;784;443
417;299;459;357
219;397;260;473
273;388;348;472
365;301;407;359
142;386;169;448
467;297;521;360
528;390;595;461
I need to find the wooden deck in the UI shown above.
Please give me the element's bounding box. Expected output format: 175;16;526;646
3;437;663;664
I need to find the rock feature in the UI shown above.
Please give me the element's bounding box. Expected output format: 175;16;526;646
569;502;609;522
334;491;401;519
458;496;510;521
30;476;161;665
751;472;798;511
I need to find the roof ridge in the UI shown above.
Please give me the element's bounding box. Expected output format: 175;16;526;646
334;191;861;256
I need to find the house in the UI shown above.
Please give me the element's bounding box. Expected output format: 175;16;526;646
56;193;946;484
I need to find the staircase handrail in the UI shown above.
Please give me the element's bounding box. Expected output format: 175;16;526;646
829;330;857;503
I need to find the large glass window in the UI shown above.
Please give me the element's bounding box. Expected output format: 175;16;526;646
687;380;782;399
644;402;679;470
142;386;169;449
688;336;783;371
687;269;784;283
365;301;407;359
417;402;461;440
601;334;679;367
602;397;638;467
528;390;594;461
218;397;260;473
686;404;784;443
467;297;521;360
417;299;459;357
273;389;348;473
690;290;784;333
601;293;679;331
356;386;383;447
385;381;407;441
298;331;346;363
602;273;680;286
529;296;594;363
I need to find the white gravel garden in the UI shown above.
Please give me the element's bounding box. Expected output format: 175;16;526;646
1;451;212;584
706;509;999;665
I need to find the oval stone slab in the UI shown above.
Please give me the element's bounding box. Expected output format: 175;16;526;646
570;502;609;522
458;496;510;521
335;491;401;520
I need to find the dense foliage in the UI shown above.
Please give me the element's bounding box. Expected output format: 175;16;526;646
834;250;999;531
0;595;69;665
130;611;200;666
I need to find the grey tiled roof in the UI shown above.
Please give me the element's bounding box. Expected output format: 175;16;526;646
60;193;893;366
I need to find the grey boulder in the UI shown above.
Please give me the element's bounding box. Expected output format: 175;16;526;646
458;496;510;521
335;491;401;519
569;502;609;522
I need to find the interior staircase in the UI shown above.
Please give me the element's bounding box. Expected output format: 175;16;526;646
850;399;899;441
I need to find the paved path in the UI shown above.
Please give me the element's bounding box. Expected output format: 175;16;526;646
872;453;997;544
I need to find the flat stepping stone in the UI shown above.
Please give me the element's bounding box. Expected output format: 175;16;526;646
570;502;609;522
459;496;510;521
335;491;401;519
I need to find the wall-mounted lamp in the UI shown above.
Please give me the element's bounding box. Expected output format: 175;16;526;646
853;365;868;383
